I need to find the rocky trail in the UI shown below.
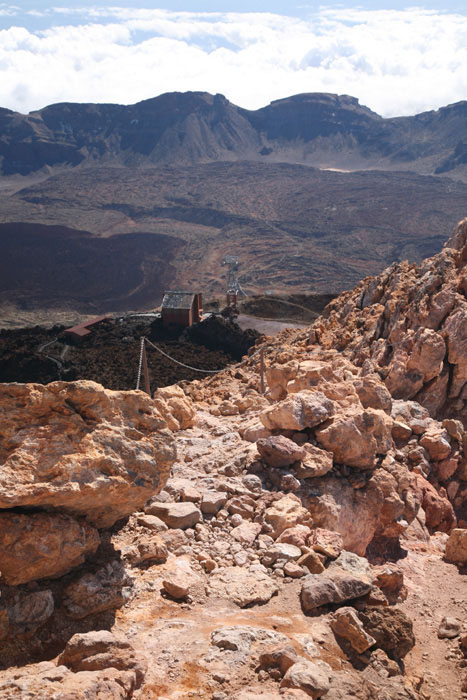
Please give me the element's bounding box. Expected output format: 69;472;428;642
2;221;467;698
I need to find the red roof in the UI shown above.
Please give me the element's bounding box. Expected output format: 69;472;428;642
64;315;109;336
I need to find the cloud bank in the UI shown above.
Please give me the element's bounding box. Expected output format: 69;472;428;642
0;6;466;116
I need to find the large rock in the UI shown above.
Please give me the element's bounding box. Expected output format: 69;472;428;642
145;501;201;529
257;435;306;468
0;381;176;528
1;590;54;639
305;467;419;556
281;659;331;698
0;664;137;699
208;566;279;607
63;562;133;619
0;512;99;585
260;391;335;431
357;608;415;660
300;572;372;612
153;384;196;430
58;630;146;687
331;607;376;653
263;494;311;538
315;408;393;470
445;528;467;563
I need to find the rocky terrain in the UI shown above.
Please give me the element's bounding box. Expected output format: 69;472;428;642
1;163;467;321
2;220;467;698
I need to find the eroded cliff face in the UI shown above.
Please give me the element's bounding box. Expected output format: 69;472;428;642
2;224;467;698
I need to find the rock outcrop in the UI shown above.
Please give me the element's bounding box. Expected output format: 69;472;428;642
0;380;177;527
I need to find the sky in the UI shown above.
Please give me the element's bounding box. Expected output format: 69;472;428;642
1;2;466;117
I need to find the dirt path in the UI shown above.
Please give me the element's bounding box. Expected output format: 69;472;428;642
236;313;308;335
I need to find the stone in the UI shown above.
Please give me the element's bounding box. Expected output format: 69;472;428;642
208;566;279;607
445;528;467;563
357;608;415;660
301;573;372;612
6;590;54;638
0;512;99;585
63;562;133;619
438;616;461;639
260;391;335;432
57;630;146;687
163;570;199;600
277;525;312;549
392;421;412;441
310;529;344;559
153;384;196;430
0;380;176;528
296;444;334;478
331;607;376;653
231;521;262;545
297;551;325;574
242;420;273;442
315;408;393;470
419;432;452;461
135;513;168;531
211;626;256;654
305;468;417;556
159;528;188;553
259;645;298;674
281;659;331;698
263;494;311;538
353;377;392;412
200;491;228;514
284;562;306;578
257;435;306;468
0;664;137;699
373;566;406;604
262;543;302;566
145;501;201;529
121;534;168;566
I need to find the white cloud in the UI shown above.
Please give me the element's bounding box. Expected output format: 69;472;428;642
0;6;466;116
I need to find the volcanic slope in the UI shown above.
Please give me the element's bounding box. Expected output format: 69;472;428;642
1;162;467;319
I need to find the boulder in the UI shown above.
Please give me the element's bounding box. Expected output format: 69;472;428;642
63;562;133;619
208;566;279;607
200;491;228;515
0;664;137;699
153;384;196;430
315;408;393;470
357;608;415;660
263;494;311;539
0;381;176;528
145;501;201;529
260;391;335;431
445;528;467;563
296;444;334;478
281;659;331;698
300;572;372;612
3;590;54;639
331;607;376;653
257;435;306;468
58;630;146;687
0;512;99;585
259;645;298;674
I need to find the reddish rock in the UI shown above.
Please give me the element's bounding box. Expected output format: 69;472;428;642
0;512;99;585
257;435;306;468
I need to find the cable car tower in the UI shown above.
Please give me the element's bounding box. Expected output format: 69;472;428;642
222;255;241;310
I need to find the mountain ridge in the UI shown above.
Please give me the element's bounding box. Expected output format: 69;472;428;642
1;90;466;180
